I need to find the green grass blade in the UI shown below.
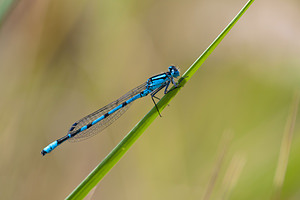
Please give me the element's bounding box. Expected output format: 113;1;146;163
66;0;255;199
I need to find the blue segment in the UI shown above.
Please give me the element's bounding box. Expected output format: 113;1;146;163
108;104;123;115
41;141;58;155
41;66;180;156
140;90;150;97
92;115;105;125
126;93;141;104
80;125;87;131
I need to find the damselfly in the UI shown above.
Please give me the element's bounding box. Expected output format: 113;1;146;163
41;66;180;156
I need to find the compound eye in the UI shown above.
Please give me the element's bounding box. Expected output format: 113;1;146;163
169;65;176;72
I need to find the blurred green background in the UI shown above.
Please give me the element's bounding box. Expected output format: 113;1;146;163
0;0;299;199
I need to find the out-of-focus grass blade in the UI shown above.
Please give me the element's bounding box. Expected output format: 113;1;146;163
66;0;255;199
272;91;300;200
0;0;16;26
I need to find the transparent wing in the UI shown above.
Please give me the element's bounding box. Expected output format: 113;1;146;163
68;82;147;142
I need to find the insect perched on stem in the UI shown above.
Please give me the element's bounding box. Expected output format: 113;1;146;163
41;66;181;156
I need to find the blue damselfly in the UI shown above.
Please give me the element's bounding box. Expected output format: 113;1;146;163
41;66;180;156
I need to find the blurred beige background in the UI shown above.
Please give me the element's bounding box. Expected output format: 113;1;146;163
0;0;299;199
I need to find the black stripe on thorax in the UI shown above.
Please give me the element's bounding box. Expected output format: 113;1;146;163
150;73;167;80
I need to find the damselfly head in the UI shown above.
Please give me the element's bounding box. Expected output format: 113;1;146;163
169;66;180;78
